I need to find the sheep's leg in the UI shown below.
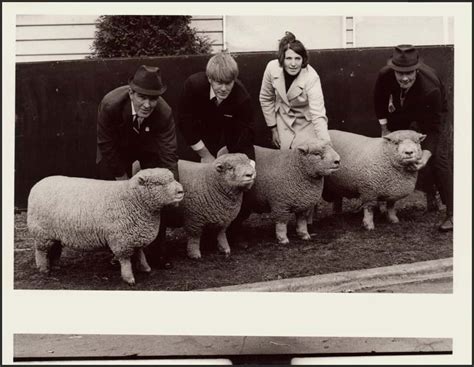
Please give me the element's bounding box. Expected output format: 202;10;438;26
118;257;135;285
275;222;290;244
362;205;375;230
35;239;55;274
187;229;203;260
135;248;152;273
333;198;343;214
378;201;387;214
216;228;231;258
296;211;311;240
48;241;62;270
386;200;400;224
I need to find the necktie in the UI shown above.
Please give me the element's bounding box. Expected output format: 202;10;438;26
133;115;143;134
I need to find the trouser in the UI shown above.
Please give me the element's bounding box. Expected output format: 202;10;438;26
396;120;453;216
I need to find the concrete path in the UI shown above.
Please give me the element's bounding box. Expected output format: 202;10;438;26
204;258;453;293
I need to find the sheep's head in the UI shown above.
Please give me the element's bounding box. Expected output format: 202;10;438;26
130;168;184;209
213;153;256;191
382;130;425;169
297;139;341;178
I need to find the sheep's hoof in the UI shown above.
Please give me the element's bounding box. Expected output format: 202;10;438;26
388;216;400;224
277;238;290;245
187;252;202;260
297;232;311;240
37;266;50;274
123;277;136;286
363;224;375;231
223;251;231;258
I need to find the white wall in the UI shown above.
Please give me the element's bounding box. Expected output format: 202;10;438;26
353;16;454;47
225;16;344;52
225;15;453;53
15;15;454;62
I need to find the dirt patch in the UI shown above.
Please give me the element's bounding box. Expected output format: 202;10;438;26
13;191;452;291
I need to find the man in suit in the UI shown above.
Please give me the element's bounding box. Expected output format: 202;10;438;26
178;52;256;247
96;64;179;267
374;45;453;232
178;52;255;162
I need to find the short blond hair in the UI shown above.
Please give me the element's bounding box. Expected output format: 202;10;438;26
206;52;239;83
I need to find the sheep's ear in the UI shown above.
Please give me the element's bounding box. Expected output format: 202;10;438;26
418;134;427;143
297;145;309;155
215;162;226;173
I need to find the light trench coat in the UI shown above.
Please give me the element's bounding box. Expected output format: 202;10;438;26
259;59;330;149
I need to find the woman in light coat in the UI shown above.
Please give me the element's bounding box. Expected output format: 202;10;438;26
259;32;330;149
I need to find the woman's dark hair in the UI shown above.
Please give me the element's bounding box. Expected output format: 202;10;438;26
277;31;309;68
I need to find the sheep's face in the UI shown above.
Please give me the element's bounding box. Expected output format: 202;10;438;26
214;153;256;191
132;168;184;208
383;130;425;168
298;141;341;177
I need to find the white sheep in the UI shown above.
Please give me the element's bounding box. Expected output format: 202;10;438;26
177;153;256;259
322;129;426;230
244;140;340;245
27;168;184;285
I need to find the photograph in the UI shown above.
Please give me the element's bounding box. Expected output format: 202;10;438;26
3;1;471;365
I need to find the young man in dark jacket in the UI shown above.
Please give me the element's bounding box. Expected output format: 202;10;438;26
178;52;256;247
374;45;453;232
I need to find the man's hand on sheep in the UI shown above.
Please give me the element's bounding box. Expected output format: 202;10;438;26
407;150;432;172
195;145;216;163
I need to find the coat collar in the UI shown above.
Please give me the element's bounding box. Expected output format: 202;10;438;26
273;65;308;103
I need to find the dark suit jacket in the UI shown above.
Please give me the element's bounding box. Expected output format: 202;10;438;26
96;85;178;178
374;63;448;154
178;72;255;160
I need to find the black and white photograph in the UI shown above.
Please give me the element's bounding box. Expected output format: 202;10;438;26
3;2;472;365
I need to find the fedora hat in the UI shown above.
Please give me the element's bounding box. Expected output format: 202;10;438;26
387;44;422;72
128;65;167;96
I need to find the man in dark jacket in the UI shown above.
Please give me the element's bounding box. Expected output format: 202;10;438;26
178;52;255;162
374;45;453;232
178;52;256;247
96;64;179;267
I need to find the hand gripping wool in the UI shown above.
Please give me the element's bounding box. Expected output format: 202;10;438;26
27;168;184;285
177;153;256;259
246;139;340;244
322;129;426;230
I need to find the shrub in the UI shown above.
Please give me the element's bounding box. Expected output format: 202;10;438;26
90;16;212;58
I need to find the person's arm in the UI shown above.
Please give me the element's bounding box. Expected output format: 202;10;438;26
226;96;256;161
97;102;128;179
306;70;330;142
259;62;280;147
374;70;392;137
178;77;215;162
155;109;179;180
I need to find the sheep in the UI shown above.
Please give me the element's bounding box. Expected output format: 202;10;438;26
241;139;341;245
176;153;256;259
322;129;426;230
27;168;184;285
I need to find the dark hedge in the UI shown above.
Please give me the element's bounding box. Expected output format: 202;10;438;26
90;16;212;58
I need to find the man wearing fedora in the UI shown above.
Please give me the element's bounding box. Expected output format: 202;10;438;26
374;44;453;232
96;64;179;267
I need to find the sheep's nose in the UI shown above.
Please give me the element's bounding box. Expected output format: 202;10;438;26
405;150;414;156
245;173;254;179
334;159;340;165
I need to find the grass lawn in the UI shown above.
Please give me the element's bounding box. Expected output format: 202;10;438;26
13;191;452;291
